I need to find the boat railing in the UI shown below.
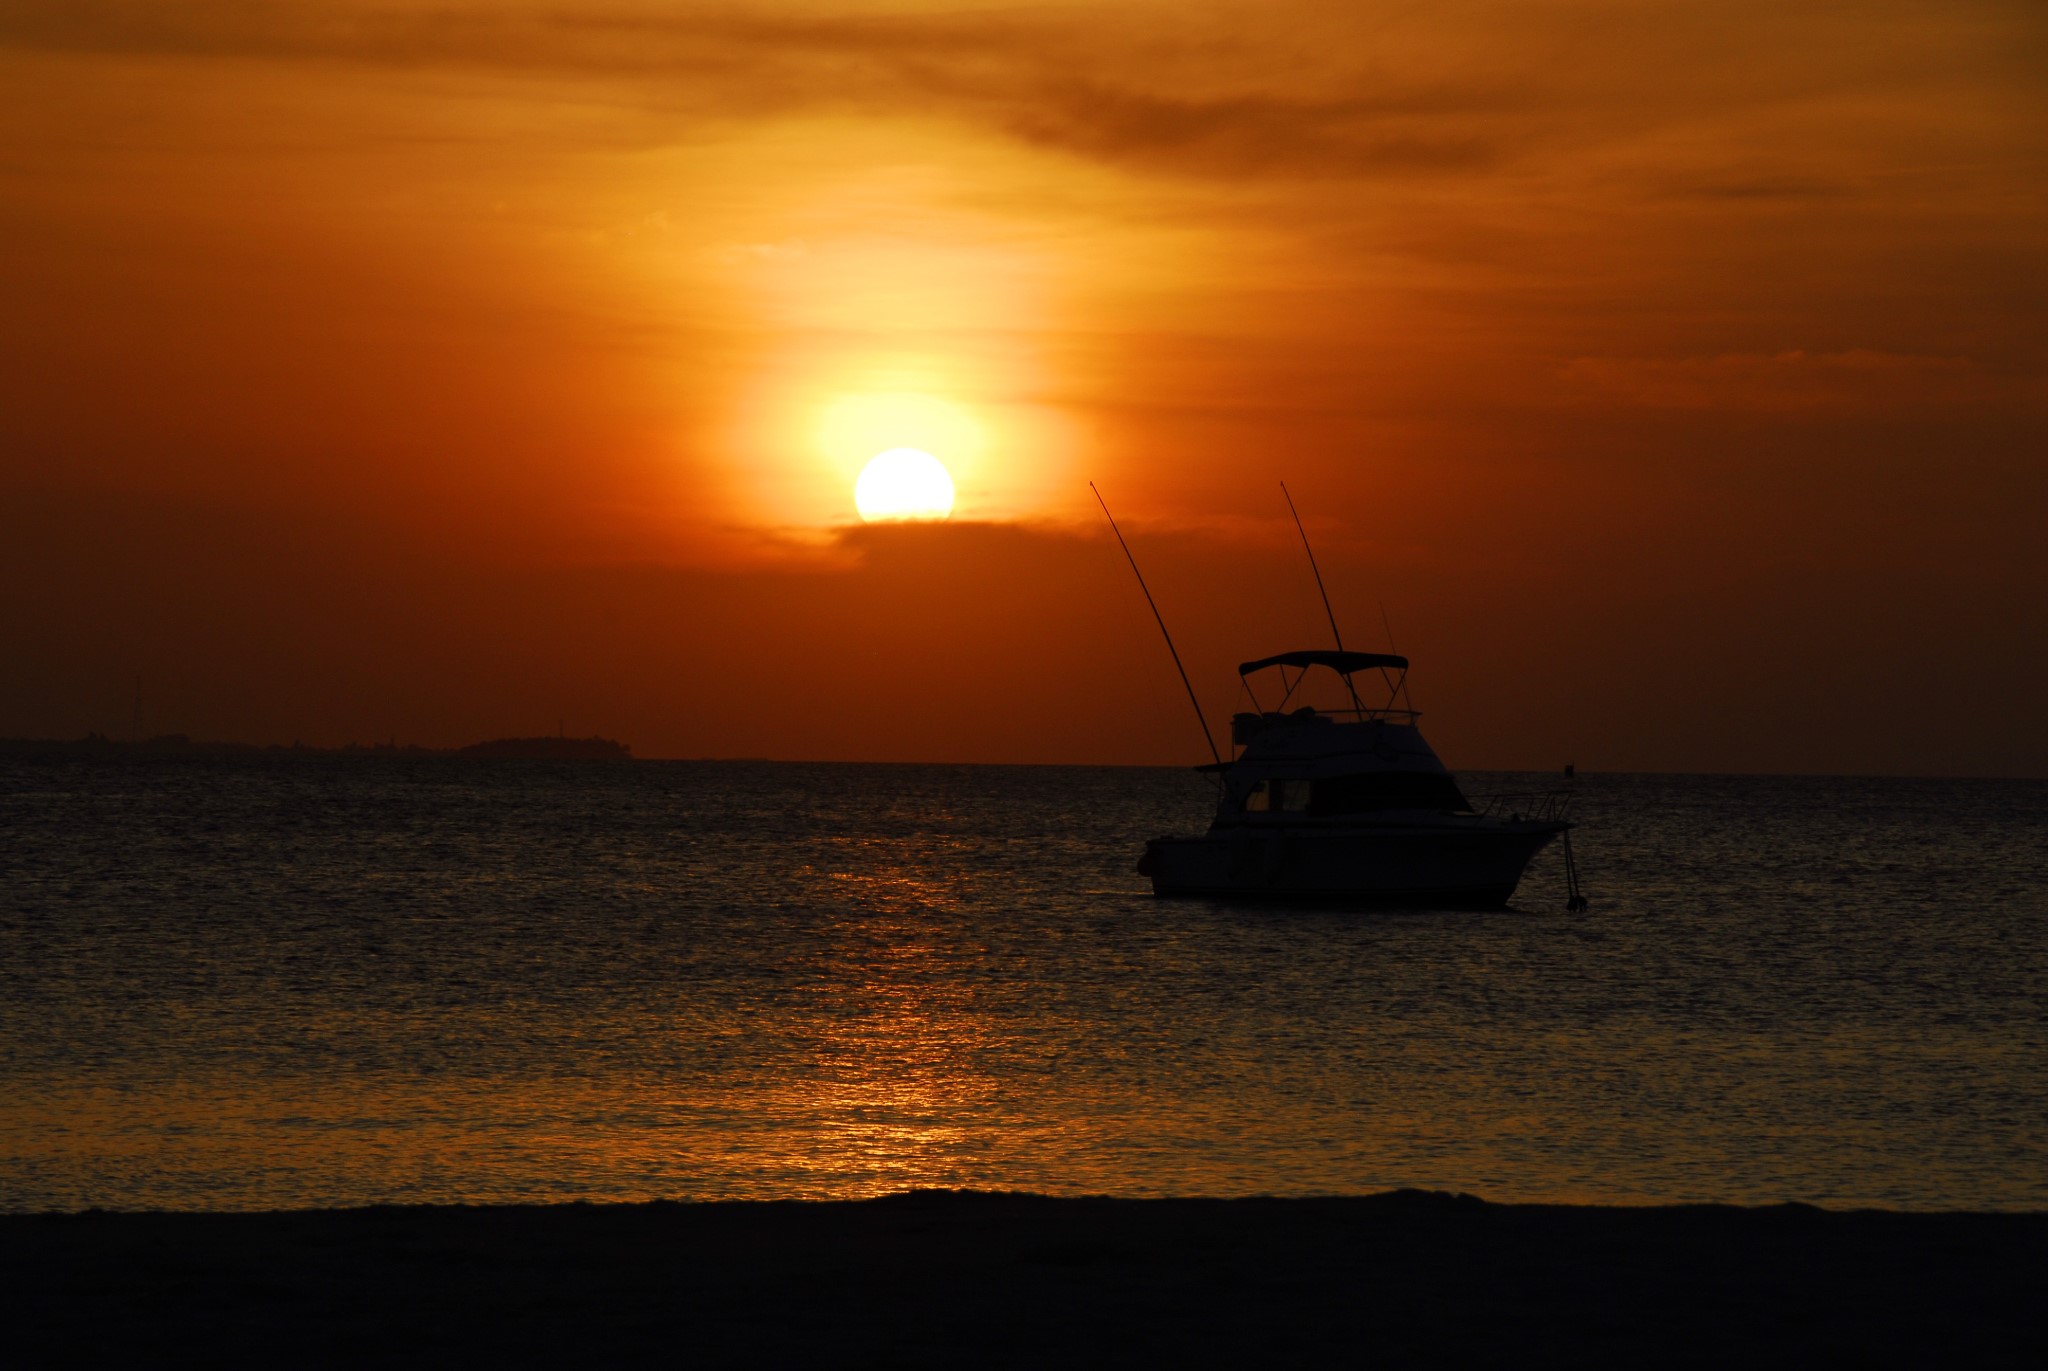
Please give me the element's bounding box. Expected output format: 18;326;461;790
1230;707;1423;747
1234;707;1422;726
1467;788;1574;823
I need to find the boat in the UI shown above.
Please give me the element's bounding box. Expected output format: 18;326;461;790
1138;650;1573;907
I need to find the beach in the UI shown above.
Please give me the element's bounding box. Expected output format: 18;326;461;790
8;1190;2043;1366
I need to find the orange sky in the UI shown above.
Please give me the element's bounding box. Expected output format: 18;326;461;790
2;1;2044;773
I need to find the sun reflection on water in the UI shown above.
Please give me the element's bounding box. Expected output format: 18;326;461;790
779;872;998;1195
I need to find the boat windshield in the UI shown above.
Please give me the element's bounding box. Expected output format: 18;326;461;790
1239;772;1470;815
1243;779;1314;813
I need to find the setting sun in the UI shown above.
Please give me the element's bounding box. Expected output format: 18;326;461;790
854;448;955;522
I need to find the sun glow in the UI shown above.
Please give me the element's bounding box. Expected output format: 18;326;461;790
719;376;1081;534
854;448;955;522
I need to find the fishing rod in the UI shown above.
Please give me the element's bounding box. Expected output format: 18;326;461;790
1281;481;1344;654
1090;483;1224;771
1280;482;1366;712
1379;600;1414;711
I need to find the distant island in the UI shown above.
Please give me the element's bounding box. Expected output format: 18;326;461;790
454;736;632;761
0;733;632;761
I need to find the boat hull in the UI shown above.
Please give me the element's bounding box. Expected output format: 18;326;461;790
1143;820;1563;908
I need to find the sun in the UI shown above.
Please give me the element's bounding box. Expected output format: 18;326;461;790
855;448;955;522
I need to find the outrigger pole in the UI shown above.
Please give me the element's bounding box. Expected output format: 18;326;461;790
1090;483;1225;771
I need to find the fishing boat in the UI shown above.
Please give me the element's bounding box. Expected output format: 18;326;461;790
1137;650;1576;907
1090;479;1583;910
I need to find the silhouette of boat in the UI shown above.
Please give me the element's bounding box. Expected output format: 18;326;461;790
1139;650;1571;907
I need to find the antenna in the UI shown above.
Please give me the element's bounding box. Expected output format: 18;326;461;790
1090;483;1224;770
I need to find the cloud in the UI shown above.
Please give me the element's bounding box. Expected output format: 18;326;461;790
0;1;1523;179
985;80;1500;178
6;0;2039;195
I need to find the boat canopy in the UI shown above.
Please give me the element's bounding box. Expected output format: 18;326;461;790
1238;650;1408;676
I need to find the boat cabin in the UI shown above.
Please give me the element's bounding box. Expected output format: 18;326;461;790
1215;651;1472;822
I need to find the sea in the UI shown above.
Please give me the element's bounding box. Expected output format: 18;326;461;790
3;760;2043;1213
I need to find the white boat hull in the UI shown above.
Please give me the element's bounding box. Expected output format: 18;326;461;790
1143;818;1562;908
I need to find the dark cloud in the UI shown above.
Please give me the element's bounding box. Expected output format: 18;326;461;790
985;80;1500;177
0;1;1518;179
7;477;2042;773
6;0;2038;188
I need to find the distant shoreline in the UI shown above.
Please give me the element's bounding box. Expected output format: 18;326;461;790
6;1190;2041;1364
0;733;632;762
4;740;2043;780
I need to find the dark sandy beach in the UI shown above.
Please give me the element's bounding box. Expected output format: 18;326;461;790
5;1190;2042;1367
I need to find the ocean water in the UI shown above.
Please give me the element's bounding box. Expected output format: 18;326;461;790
2;760;2043;1213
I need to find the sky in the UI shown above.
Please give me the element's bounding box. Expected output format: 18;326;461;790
2;0;2043;773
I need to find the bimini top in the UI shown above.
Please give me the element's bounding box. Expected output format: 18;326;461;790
1238;650;1408;676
